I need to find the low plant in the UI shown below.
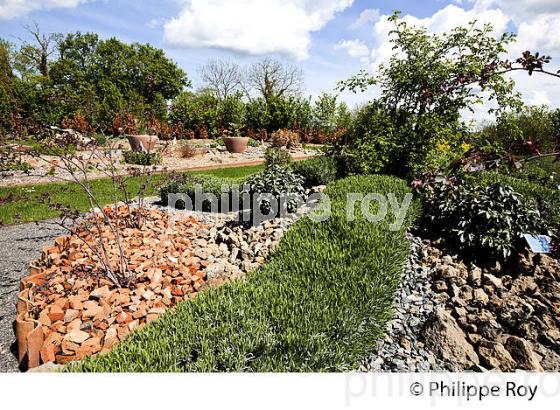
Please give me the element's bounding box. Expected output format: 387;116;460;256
271;129;300;149
248;138;260;148
179;142;198;159
475;171;560;227
422;179;550;259
123;150;162;166
292;156;339;188
70;175;416;372
159;174;245;211
0;151;33;173
264;147;292;169
245;165;305;215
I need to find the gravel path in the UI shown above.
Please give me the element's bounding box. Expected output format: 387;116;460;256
0;220;66;372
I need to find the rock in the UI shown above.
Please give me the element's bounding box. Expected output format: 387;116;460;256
482;273;503;289
533;343;560;371
206;262;226;279
535;254;560;279
473;288;489;305
468;266;482;286
477;340;516;371
504;336;544;371
64;309;80;323
485;259;502;275
65;329;90;344
48;306;65;323
422;308;479;369
28;362;64;373
90;285;110;300
515;253;535;274
102;327;118;351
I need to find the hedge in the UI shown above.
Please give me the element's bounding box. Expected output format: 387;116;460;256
475;171;560;227
70;175;417;372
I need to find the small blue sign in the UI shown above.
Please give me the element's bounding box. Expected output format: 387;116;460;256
523;234;552;254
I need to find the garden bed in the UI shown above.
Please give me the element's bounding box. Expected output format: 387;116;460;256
66;175;416;372
0;139;319;188
15;194;316;370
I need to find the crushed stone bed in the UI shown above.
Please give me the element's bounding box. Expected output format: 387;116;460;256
0;221;67;372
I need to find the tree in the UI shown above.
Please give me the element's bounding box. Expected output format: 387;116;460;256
338;12;529;176
244;57;303;102
14;22;61;79
200;59;242;100
49;33;190;129
0;39;16;136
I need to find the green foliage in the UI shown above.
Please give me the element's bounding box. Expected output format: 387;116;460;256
169;90;219;138
216;92;245;129
475;171;560;227
480;105;559;154
422;180;550;259
122;150;162;166
245;165;305;214
292;156;339;188
5;31;189;135
312;93;351;137
264;147;292;169
334;101;410;175
69;175;416;372
0;39;16;137
159;174;246;211
338;12;522;177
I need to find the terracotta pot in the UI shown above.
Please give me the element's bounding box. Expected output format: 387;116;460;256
223;137;249;154
126;135;159;152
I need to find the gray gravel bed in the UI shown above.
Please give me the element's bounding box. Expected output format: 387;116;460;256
0;220;67;372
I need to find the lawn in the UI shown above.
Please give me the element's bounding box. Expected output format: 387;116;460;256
0;164;263;225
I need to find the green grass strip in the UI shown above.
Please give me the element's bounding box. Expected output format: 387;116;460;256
70;174;418;372
0;165;263;225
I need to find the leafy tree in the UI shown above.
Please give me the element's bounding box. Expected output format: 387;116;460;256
170;90;220;138
216;92;245;130
49;32;189;130
338;12;526;176
14;22;61;80
481;105;559;155
0;39;16;137
312;93;351;138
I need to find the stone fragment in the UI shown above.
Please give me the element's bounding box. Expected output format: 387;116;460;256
422;308;479;369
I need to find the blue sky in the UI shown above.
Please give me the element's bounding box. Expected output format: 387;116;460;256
1;0;560;115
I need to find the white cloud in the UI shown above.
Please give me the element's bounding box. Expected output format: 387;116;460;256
365;4;509;69
351;8;379;29
334;39;369;63
163;0;353;60
528;90;551;106
0;0;88;19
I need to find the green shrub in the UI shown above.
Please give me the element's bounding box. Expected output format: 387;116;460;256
70;175;416;372
245;165;304;215
122;150;162;166
475;171;560;227
248;138;260;148
264;147;292;169
159;174;245;211
292;156;339;187
422;179;550;259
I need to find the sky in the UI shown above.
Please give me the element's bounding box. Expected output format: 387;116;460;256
1;0;560;122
